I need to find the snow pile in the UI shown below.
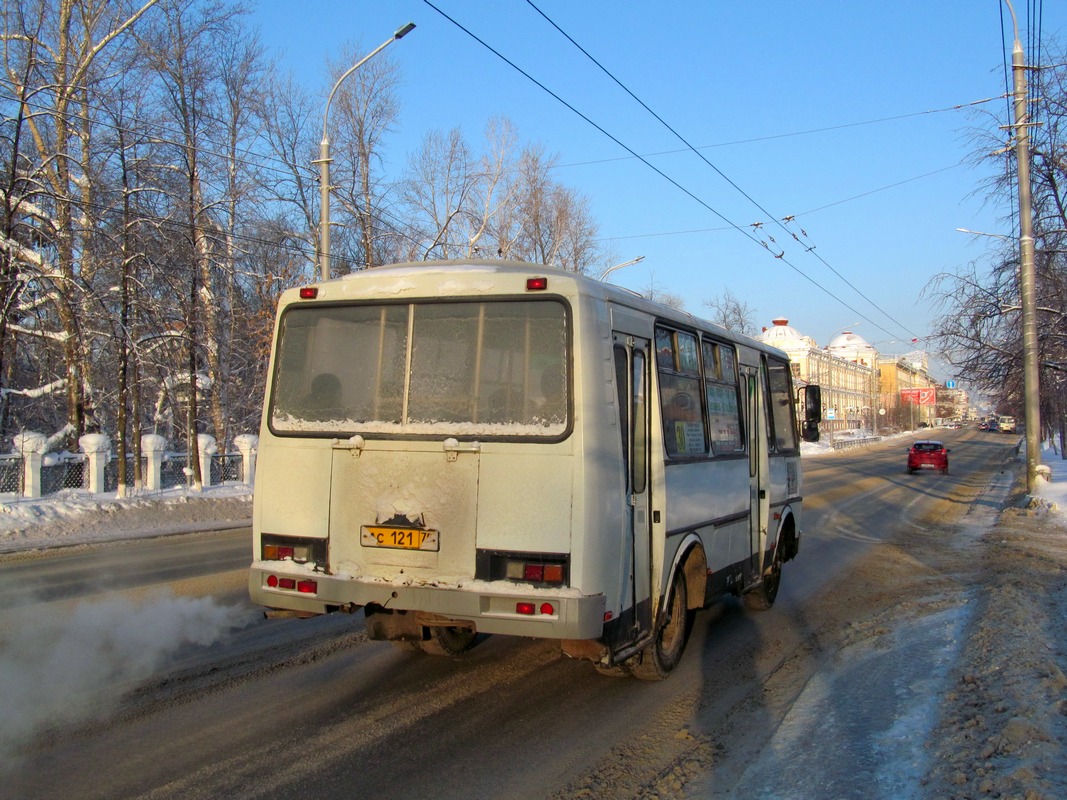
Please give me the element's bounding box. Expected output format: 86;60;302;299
0;483;251;554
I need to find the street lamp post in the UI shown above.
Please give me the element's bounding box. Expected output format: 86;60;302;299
316;22;415;282
1003;0;1041;492
597;255;645;282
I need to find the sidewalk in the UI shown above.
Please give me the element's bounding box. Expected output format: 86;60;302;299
918;443;1066;799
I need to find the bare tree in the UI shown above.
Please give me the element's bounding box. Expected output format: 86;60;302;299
928;38;1067;445
327;42;402;269
492;141;604;273
0;0;159;443
400;127;475;260
704;288;757;335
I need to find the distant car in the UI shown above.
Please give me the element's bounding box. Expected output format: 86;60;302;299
907;440;950;474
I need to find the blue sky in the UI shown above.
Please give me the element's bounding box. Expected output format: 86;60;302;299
250;1;1065;370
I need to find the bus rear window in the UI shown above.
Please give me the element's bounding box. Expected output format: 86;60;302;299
269;299;569;438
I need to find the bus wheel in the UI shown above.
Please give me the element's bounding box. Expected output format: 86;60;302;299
421;626;477;656
743;549;782;611
632;573;690;681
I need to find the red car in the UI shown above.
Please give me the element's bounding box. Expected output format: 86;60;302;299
907;440;950;474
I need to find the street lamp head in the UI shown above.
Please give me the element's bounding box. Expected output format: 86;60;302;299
395;22;416;39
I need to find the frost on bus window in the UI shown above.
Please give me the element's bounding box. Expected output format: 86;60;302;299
270;299;568;437
408;301;567;431
270;305;407;431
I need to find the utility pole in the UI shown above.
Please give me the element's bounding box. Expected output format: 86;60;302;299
1004;0;1041;492
316;22;415;282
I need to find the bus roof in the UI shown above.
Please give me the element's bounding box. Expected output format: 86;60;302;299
284;259;790;360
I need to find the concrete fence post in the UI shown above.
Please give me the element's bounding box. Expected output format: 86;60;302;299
141;434;167;492
14;431;47;499
79;433;111;494
233;434;258;486
197;434;217;488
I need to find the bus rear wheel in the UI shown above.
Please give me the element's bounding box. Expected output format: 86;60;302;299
420;625;477;656
743;549;782;611
632;572;690;681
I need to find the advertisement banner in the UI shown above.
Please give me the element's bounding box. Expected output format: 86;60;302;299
900;388;937;406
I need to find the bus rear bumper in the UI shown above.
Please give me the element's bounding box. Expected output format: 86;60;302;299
249;565;606;640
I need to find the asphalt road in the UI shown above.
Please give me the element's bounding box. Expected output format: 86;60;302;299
2;428;1022;800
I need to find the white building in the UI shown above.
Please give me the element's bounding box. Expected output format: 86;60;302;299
758;318;878;437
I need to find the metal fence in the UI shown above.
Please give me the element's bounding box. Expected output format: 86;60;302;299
830;436;882;451
2;450;249;499
40;453;87;494
0;454;22;494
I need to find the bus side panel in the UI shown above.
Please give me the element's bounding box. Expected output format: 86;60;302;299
663;460;750;572
253;436;333;541
476;451;573;555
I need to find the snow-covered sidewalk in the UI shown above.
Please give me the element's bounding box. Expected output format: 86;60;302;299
0;483;251;554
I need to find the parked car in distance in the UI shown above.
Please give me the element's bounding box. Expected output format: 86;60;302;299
907;440;950;474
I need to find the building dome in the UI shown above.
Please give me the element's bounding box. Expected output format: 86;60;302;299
758;318;816;352
826;330;877;366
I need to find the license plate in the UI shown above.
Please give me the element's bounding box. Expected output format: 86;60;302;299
361;526;439;551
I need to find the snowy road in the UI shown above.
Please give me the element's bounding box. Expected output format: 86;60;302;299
1;430;1039;799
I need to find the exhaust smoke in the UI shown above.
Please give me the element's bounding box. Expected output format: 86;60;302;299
0;591;253;766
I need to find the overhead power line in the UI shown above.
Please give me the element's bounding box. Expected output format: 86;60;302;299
522;0;925;343
556;96;1009;170
421;0;912;343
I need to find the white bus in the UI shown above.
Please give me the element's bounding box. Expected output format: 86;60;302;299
250;261;818;679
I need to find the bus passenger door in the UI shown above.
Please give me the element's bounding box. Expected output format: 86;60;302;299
744;366;770;582
614;334;653;640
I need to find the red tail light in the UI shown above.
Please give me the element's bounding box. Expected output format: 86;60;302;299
299;287;318;299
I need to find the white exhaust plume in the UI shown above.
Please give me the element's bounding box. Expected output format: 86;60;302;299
0;591;254;766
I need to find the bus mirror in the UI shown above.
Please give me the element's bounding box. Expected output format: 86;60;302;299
801;385;822;443
803;385;822;423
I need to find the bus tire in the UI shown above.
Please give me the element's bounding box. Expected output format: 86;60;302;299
632;572;691;681
743;549;782;611
420;625;477;656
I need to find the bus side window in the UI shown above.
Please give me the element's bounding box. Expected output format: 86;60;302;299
702;340;744;454
765;358;799;452
614;347;630;486
656;327;707;458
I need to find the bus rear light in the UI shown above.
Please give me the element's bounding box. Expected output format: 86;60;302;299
515;602;555;616
526;277;548;291
299;287;319;299
505;559;566;585
264;575;316;594
263;543;311;562
542;564;564;583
